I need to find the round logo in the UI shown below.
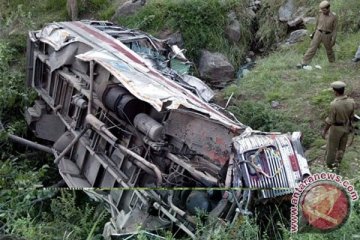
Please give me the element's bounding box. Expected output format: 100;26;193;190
300;181;350;231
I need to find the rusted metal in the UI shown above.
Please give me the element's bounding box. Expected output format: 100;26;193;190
54;127;89;164
8;134;54;154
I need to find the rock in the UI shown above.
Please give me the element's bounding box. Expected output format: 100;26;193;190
281;5;311;28
292;7;308;20
285;29;308;44
279;0;296;22
168;32;184;48
248;51;255;57
225;20;241;43
112;0;143;20
249;0;261;11
225;11;241;43
198;50;235;85
227;11;237;22
303;17;316;25
271;101;280;109
246;8;256;19
287;17;303;28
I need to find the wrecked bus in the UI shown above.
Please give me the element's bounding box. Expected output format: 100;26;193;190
24;20;310;238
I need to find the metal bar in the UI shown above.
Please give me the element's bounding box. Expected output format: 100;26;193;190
85;113;163;186
77;139;150;205
86;114;117;144
225;153;234;187
153;202;195;239
88;60;94;115
167;193;197;227
225;92;234;109
166;153;218;186
116;143;163;186
7;134;54;154
54;127;89;164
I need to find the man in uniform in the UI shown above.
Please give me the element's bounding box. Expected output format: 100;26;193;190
322;81;355;172
298;1;337;68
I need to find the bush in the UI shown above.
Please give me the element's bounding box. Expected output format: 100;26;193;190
228;101;316;148
195;215;260;239
0;42;31;120
79;0;115;20
256;0;288;50
331;0;360;32
116;0;253;67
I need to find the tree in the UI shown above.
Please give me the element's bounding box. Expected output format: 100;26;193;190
67;0;78;20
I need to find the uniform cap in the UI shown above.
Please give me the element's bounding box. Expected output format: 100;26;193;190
319;1;330;9
331;81;346;89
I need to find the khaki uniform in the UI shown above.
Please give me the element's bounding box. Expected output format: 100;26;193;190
303;11;337;64
325;95;355;168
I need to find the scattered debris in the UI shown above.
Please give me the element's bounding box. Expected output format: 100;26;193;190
303;65;313;70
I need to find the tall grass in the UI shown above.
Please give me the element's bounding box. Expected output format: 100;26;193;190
330;0;360;32
256;0;287;50
115;0;253;67
0;189;109;240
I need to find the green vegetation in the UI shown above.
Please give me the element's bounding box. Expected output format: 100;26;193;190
79;0;117;20
256;0;288;50
195;215;260;239
225;28;360;168
115;0;253;66
0;0;359;239
0;189;109;240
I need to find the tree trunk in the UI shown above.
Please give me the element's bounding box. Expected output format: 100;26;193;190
67;0;78;21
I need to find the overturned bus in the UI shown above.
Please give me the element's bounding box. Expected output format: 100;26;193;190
24;20;310;238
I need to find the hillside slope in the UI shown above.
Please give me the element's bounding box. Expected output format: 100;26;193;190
0;0;359;239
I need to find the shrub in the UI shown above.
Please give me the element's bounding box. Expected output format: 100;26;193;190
79;0;114;20
331;0;360;32
116;0;253;67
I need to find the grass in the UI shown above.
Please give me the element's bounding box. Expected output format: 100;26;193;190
225;20;360;176
0;0;360;239
115;0;253;67
0;189;109;240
